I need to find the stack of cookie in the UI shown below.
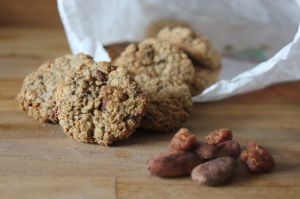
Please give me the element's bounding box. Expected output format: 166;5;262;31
112;25;221;132
17;24;221;146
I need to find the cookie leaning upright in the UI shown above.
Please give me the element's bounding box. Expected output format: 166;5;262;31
157;27;221;69
114;39;194;132
55;62;147;146
16;54;94;123
156;27;221;95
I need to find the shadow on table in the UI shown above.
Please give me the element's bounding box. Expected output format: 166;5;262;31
114;128;176;147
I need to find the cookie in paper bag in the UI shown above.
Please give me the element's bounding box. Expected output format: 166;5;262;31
114;39;193;132
156;26;221;95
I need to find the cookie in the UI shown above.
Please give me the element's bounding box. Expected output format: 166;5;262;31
16;53;94;123
157;26;221;69
55;62;147;146
190;67;220;96
114;39;194;131
156;27;221;95
137;77;193;132
146;19;191;38
114;38;195;87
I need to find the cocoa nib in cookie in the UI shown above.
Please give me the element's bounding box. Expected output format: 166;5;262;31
55;62;147;146
16;53;94;123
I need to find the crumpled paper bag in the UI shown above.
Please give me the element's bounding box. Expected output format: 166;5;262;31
57;0;300;102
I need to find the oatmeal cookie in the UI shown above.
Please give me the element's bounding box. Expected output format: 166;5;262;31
55;62;147;146
138;77;193;132
114;39;194;131
190;66;220;96
114;38;195;87
146;18;191;38
157;26;221;69
156;27;221;95
16;53;94;123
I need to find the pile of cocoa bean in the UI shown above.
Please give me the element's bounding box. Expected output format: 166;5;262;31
148;128;275;186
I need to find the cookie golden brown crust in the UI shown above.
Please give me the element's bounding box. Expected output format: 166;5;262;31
107;40;220;96
16;53;94;123
138;77;193;132
114;38;195;87
55;62;148;146
156;26;221;95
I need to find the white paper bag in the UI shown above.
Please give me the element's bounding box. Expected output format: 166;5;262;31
57;0;300;102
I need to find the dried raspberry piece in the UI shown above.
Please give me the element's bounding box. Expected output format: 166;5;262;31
205;128;232;145
240;141;275;173
170;128;196;151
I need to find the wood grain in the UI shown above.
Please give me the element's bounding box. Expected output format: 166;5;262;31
0;28;300;199
0;0;61;27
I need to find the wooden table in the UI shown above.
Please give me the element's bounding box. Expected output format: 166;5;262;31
1;28;300;199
